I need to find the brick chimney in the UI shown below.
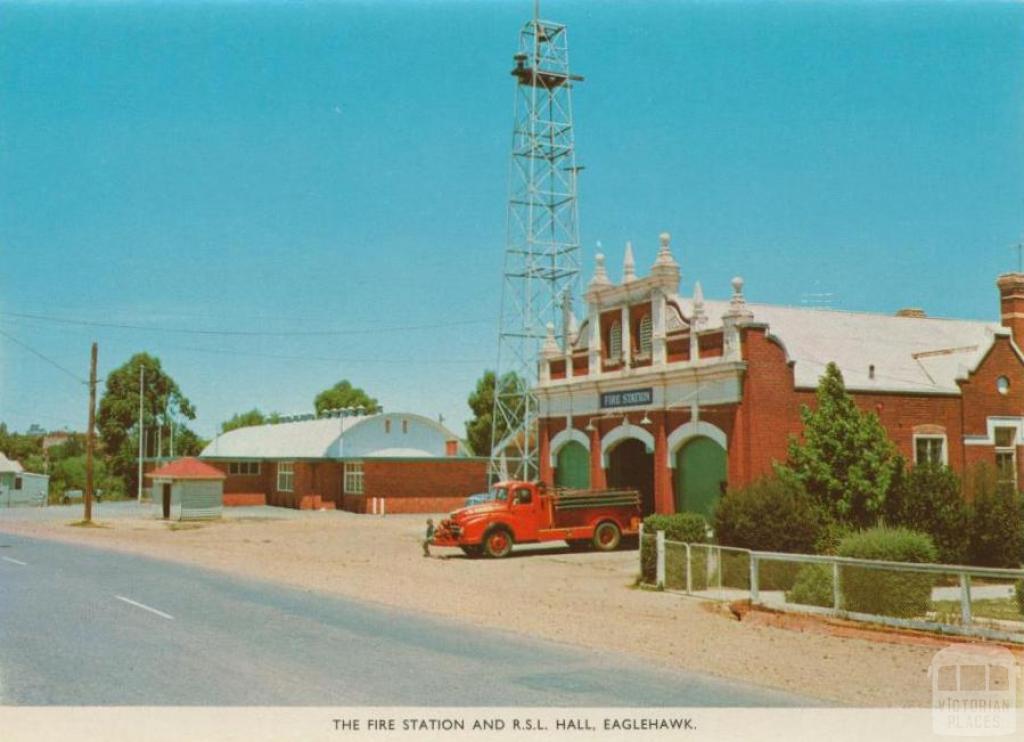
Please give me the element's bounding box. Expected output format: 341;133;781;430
997;273;1024;342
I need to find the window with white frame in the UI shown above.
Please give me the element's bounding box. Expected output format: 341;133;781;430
344;461;364;494
637;314;652;358
277;462;294;492
229;461;261;476
994;427;1017;485
608;320;622;362
913;435;946;466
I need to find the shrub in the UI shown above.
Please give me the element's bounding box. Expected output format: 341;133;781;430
837;527;938;618
967;470;1023;568
644;513;709;543
814;520;854;556
640;513;709;584
786;563;834;608
1017;580;1024;617
883;462;970;564
714;476;823;553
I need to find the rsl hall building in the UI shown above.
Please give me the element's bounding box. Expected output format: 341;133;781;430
535;232;1024;519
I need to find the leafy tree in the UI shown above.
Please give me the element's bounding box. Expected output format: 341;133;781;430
0;423;43;462
313;380;381;416
714;476;824;554
965;462;1023;567
883;460;971;564
464;370;526;457
777;362;899;529
97;353;197;497
221;408;279;433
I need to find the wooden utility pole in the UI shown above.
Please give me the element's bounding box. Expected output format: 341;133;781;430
85;342;97;523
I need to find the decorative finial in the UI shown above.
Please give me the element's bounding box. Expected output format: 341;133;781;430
590;250;610;287
728;276;754;322
731;276;744;298
622;241;636;283
692;281;706;328
542;321;560;358
654;231;678;269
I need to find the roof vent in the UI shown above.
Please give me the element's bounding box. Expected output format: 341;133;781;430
895;307;926;319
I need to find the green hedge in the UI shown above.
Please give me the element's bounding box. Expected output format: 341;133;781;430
640;513;708;585
968;480;1023;568
1017;580;1024;617
836;527;938;618
786;563;834;608
714;477;823;553
883;462;970;564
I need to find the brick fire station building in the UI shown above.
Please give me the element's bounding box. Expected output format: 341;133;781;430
536;232;1024;518
199;412;486;513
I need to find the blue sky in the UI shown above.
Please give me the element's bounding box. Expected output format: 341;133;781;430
3;0;1024;439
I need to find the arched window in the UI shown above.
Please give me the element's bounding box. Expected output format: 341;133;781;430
608;320;622;361
638;313;652;357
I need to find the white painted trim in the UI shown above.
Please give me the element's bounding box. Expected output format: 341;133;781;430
912;433;949;466
666;421;728;469
963;417;1024;446
549;428;590;467
600;423;655;467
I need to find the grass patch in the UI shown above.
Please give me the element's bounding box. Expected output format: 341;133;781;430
167;522;204;531
67;520;109;528
932;597;1024;623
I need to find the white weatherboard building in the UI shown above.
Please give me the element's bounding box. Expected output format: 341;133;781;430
0;452;49;507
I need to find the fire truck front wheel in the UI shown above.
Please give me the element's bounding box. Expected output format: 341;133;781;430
592;521;621;551
483;528;514;558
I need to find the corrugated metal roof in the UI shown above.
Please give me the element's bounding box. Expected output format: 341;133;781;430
201;417;360;459
676;297;1007;395
0;453;24;474
199;413;465;460
146;457;226;481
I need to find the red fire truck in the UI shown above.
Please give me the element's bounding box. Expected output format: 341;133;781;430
431;481;642;558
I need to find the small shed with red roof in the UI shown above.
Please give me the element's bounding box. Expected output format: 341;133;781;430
146;457;226;521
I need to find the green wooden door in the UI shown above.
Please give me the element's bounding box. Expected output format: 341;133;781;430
674;437;727;519
555;441;590;489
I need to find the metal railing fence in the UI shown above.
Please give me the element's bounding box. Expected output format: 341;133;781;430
639;530;1024;643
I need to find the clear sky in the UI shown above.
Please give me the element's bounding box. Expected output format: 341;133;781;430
3;0;1024;440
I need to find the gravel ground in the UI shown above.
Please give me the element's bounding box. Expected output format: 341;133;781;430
0;503;950;706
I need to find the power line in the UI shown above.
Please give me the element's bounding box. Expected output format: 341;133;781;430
0;328;87;385
0;311;489;338
159;344;489;366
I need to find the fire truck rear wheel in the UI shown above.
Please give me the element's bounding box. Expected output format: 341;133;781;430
592;522;621;551
483;528;513;558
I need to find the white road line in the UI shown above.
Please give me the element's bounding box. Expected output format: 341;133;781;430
114;595;174;620
1;556;27;566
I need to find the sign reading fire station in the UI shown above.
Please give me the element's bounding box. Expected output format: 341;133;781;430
600;387;654;409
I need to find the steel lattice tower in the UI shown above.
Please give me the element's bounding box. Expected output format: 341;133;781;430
489;6;583;484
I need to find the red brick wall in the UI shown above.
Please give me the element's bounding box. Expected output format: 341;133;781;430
536;322;1024;514
362;459;487;500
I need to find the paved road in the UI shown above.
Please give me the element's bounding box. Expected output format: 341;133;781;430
0;533;813;706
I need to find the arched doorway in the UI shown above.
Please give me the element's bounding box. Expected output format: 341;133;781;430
608;438;654;515
555;441;590;489
674;436;727;519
